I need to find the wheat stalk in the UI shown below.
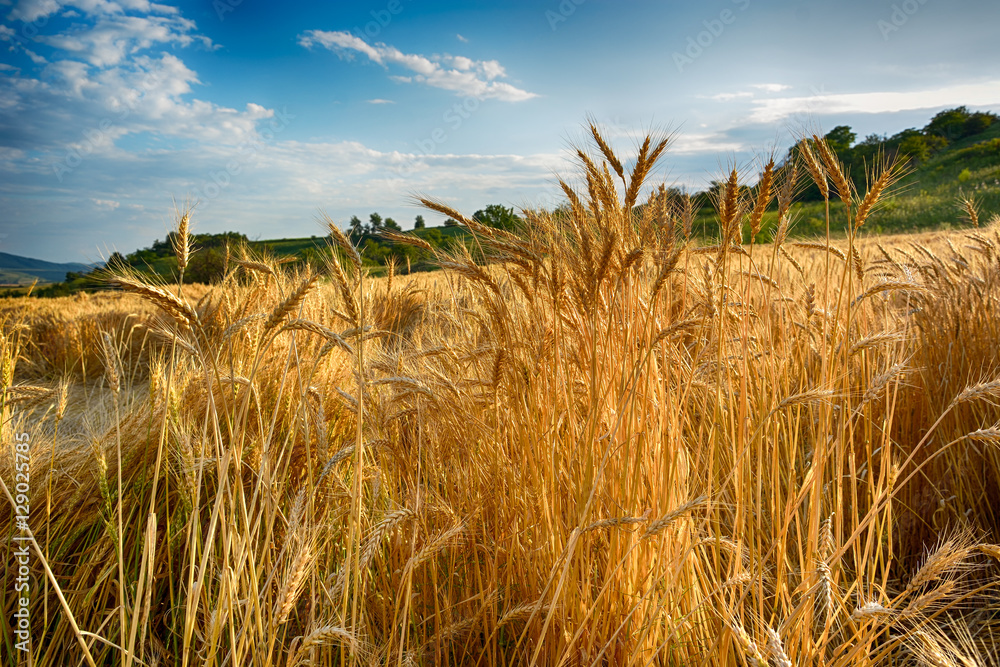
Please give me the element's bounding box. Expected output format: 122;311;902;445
274;544;314;626
799;138;829;200
776;161;798;222
589;121;624;181
324;216;361;270
949;378;1000;409
235;259;275;278
279;319;353;354
642;496;707;539
4;384;55;406
852;599;894;622
100;331;121;394
792;241;847;261
288;625;361;665
766;627;791;667
174;209;191;272
849;332;903;356
855;158;903;228
402;524;465;579
749;158;774;239
959;195;980;227
264;273;318;333
111;274;198;327
812;135;851;206
379;229;434;252
718;168;742;240
726;619;767;667
584;508;651;532
904;535;973;595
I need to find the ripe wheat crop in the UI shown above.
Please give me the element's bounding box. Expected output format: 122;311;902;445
2;126;1000;666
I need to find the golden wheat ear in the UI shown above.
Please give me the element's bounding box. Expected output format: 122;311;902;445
749;157;775;240
957;194;981;227
105;270;199;328
855;152;907;229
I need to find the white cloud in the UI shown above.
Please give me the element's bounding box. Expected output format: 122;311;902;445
456;33;468;43
0;4;270;160
24;49;48;64
670;132;745;155
752;83;792;93
39;12;213;67
706;91;753;102
298;30;537;102
92;197;119;208
748;81;1000;124
8;0;180;21
366;98;395;104
8;0;63;22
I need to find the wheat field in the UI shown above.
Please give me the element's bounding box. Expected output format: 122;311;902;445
3;128;1000;666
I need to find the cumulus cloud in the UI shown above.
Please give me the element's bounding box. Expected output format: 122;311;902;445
8;0;180;22
38;12;213;66
298;30;537;102
706;91;753;102
748;81;1000;123
8;0;63;22
0;0;267;162
670;132;746;155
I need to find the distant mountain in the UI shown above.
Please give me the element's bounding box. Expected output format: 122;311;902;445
0;252;95;285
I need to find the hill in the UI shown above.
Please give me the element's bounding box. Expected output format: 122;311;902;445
0;251;93;285
786;118;1000;237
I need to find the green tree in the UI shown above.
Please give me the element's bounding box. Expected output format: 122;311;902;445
924;106;971;142
473;204;521;232
898;135;930;164
185;247;227;283
963;111;996;137
348;215;364;239
384;217;402;231
423;228;445;246
824;125;856;153
443;218;459;228
414;215;425;229
369;212;383;232
925;135;948;153
107;251;128;269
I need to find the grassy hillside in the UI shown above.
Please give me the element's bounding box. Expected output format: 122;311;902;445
684;120;1000;243
0;251;92;285
791;121;1000;236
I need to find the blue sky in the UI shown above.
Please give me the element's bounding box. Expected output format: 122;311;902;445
1;0;999;262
